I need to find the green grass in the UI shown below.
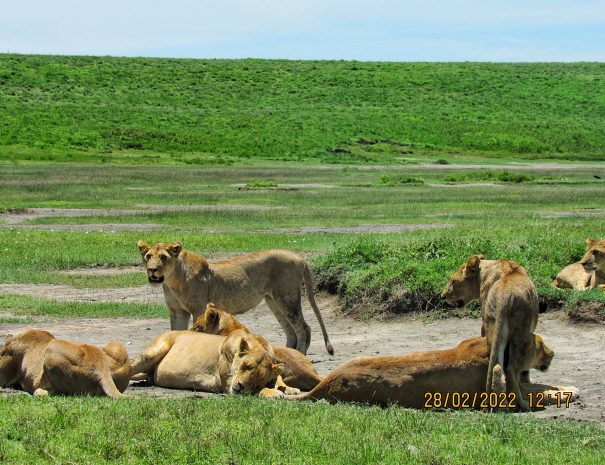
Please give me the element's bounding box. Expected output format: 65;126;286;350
0;396;602;465
0;294;166;319
1;56;605;163
313;228;605;318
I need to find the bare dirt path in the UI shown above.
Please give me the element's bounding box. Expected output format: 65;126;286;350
0;288;602;424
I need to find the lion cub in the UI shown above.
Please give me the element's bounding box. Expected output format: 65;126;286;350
552;238;605;290
192;304;322;391
442;256;539;411
0;329;130;397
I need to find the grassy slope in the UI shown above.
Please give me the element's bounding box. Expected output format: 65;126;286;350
1;396;603;465
1;55;605;162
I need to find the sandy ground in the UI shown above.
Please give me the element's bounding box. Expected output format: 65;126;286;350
0;281;603;424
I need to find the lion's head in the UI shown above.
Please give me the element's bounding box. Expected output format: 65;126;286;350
137;240;182;285
580;238;605;274
441;255;484;308
526;334;555;372
191;304;247;336
220;333;283;395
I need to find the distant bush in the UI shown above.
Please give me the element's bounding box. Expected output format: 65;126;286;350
435;159;449;165
443;170;536;183
377;175;424;186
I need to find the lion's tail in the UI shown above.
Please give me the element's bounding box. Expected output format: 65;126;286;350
303;264;334;355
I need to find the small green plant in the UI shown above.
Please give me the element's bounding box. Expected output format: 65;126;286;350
377;175;424;186
435;159;449;164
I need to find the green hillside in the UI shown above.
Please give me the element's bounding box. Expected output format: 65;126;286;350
0;55;604;163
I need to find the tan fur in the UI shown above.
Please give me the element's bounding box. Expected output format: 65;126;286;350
191;304;323;391
137;241;334;355
553;238;605;290
0;329;130;397
579;238;605;289
289;336;571;409
130;330;283;395
441;256;539;411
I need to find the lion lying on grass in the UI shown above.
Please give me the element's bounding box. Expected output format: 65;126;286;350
442;256;539;411
137;240;334;355
191;303;323;391
0;329;130;397
130;329;285;395
553;238;605;291
284;336;578;409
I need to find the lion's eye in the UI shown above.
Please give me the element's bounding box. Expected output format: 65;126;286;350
144;254;151;261
241;364;251;371
160;255;167;261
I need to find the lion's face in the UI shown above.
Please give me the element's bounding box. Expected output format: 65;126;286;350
191;304;239;335
580;238;605;274
529;335;555;372
137;240;182;285
441;255;483;308
222;335;283;395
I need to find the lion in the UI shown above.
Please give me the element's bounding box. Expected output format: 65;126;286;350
580;238;605;290
130;329;284;395
441;256;539;411
552;238;605;290
191;303;323;391
0;329;130;397
137;241;334;355
285;335;577;409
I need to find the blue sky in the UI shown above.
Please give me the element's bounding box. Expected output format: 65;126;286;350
1;0;604;61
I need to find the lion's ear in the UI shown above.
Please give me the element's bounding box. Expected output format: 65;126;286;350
465;255;482;273
137;240;150;255
205;305;219;324
587;238;596;248
166;241;182;257
239;338;249;354
272;363;284;376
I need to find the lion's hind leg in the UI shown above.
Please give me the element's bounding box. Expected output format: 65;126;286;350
130;333;175;379
265;296;298;350
505;338;531;412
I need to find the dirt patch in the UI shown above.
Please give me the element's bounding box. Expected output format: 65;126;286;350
535;209;604;219
0;204;285;225
427;182;499;188
59;265;144;276
6;223;164;232
0;295;602;423
568;302;605;324
418;162;605;171
260;224;453;234
0;284;163;303
234;183;339;189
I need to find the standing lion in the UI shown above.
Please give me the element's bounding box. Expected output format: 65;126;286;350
442;256;539;411
137;241;334;355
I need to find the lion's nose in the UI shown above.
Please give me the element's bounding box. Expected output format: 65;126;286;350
232;382;242;392
148;267;159;273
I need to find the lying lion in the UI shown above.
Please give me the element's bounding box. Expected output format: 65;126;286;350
137;240;334;355
0;329;130;397
442;256;539;411
191;303;323;391
553;238;605;291
286;336;578;409
130;329;284;395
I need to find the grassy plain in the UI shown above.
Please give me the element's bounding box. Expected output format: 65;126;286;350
1;161;604;319
1;56;605;463
0;396;603;465
1;55;604;163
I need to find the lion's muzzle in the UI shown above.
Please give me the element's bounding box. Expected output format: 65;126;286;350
148;275;164;284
